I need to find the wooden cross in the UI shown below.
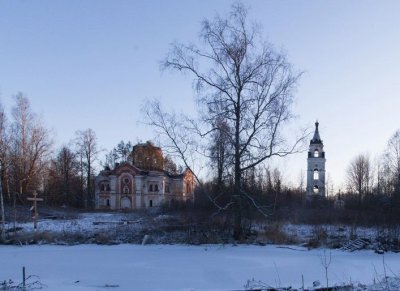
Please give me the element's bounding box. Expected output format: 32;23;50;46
27;191;43;230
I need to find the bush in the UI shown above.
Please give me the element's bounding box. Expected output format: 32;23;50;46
262;222;297;245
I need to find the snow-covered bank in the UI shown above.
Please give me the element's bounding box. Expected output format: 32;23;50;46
1;244;399;290
6;211;397;248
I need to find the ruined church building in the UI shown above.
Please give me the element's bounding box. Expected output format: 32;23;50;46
95;142;195;210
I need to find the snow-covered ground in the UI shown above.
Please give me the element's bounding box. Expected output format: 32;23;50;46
8;212;386;246
11;212;143;234
1;244;400;290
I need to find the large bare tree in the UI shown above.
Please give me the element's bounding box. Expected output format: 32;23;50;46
75;128;99;208
385;130;400;204
147;3;303;239
346;153;372;204
9;93;52;200
0;102;7;240
49;145;80;205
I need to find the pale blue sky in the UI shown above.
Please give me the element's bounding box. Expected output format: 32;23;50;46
1;0;400;191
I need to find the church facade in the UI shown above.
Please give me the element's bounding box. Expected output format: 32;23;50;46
94;142;195;210
306;121;326;197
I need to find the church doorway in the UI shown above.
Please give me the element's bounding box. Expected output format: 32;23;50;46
121;197;131;209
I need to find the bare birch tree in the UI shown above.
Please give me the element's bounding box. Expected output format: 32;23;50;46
147;3;304;239
346;153;372;204
102;141;133;170
9;93;52;201
53;145;79;205
0;102;7;240
75;128;99;208
385;130;400;204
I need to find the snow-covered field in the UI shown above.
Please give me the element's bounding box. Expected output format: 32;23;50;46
1;244;400;291
8;212;385;246
12;212;143;233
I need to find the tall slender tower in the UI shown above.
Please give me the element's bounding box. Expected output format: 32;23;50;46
306;121;326;197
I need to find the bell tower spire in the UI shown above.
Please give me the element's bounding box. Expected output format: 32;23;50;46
311;121;321;143
306;121;326;197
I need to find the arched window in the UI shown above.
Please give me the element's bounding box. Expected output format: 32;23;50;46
123;186;129;194
154;184;159;192
314;150;319;157
100;183;110;192
149;184;153;192
314;169;319;180
313;185;319;194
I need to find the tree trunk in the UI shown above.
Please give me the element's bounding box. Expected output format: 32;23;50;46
0;176;5;241
87;160;91;209
79;153;85;208
233;192;242;240
233;103;242;240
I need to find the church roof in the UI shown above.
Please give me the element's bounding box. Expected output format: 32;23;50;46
99;161;187;178
310;121;322;144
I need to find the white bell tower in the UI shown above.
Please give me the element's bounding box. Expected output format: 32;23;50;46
306;121;326;197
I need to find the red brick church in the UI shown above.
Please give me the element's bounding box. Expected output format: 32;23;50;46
95;142;195;210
